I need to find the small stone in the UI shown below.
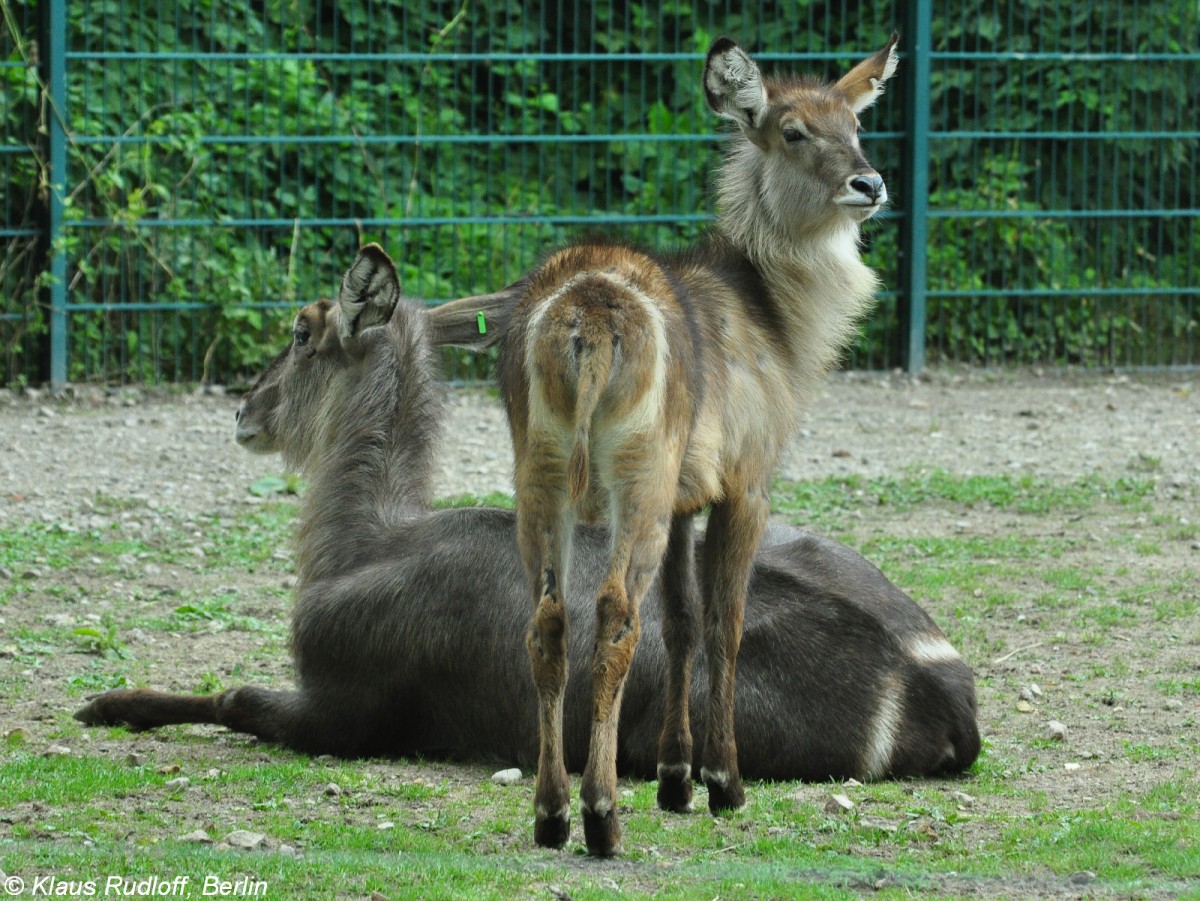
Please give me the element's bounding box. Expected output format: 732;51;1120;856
1016;700;1034;713
1064;762;1082;771
157;764;181;775
1046;720;1069;741
824;793;854;814
377;822;395;830
951;790;975;808
1019;684;1043;702
492;767;522;786
843;778;863;788
164;777;190;790
1069;871;1096;886
225;830;266;851
278;845;297;857
324;783;343;797
43;744;71;758
127;753;146;766
179;830;212;844
858;816;898;834
1163;698;1184;712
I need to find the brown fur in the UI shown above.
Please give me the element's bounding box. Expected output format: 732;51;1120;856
496;35;902;855
74;244;979;808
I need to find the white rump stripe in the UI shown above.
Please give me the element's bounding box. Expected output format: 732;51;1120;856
862;677;903;780
907;636;961;664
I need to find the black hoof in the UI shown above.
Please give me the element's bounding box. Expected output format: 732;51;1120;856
657;774;693;813
534;813;570;849
706;776;745;814
582;807;622;857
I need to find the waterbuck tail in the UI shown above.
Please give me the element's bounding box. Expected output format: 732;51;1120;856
565;329;615;503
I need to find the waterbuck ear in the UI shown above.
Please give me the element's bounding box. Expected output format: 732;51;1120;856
704;37;769;143
427;286;520;351
835;32;900;114
337;243;401;339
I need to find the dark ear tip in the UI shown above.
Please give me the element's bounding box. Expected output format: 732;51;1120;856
356;243;394;267
888;31;900;48
707;35;739;59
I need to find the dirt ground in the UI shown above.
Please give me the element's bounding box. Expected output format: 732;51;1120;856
1;368;1198;894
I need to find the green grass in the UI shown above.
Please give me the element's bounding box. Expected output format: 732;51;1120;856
0;500;297;609
2;752;1197;898
771;469;1156;533
2;470;1197;898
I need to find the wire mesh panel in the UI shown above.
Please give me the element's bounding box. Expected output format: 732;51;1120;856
923;0;1198;367
3;1;1197;385
22;0;906;384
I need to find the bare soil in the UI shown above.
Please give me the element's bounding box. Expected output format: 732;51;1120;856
1;368;1198;896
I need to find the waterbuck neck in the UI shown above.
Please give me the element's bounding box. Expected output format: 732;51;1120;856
714;138;881;379
293;313;444;587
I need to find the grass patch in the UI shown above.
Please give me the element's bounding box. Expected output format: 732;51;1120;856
772;470;1157;531
2;752;1196;898
3;459;1195;897
434;491;516;510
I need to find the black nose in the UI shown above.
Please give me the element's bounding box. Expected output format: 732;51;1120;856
850;173;884;202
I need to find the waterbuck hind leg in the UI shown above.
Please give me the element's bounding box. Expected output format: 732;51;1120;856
655;514;700;813
517;466;575;850
698;488;770;814
580;473;675;856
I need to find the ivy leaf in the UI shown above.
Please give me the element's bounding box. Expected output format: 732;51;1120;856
249;476;289;497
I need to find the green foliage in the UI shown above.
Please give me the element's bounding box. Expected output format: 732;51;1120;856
71;624;131;659
2;0;1197;384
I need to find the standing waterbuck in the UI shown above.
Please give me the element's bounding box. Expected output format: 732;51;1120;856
497;34;901;854
75;245;979;808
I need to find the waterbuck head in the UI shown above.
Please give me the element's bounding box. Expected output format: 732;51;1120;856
704;34;900;248
234;244;410;471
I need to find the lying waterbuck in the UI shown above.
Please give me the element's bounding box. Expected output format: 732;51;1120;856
495;36;902;853
75;246;979;821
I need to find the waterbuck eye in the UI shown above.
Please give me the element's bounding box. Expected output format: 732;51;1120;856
293;325;310;348
782;127;806;144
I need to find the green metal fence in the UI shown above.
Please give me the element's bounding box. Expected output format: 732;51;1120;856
2;0;1197;387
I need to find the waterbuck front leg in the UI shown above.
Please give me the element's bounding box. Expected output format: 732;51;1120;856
655;513;700;813
698;484;770;813
516;449;575;850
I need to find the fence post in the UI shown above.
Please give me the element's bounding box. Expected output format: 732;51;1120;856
44;0;68;390
898;0;932;372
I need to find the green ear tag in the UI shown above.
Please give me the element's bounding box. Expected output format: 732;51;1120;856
476;312;487;335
